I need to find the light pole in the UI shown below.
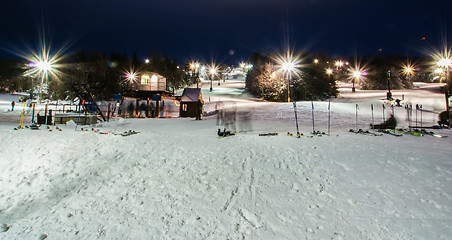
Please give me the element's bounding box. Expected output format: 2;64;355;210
34;60;53;102
274;49;301;102
210;67;216;92
352;70;361;93
281;61;296;102
437;57;452;128
403;66;414;87
386;70;392;100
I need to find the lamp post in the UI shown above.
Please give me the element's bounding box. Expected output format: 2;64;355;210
281;61;295;102
403;66;414;87
437;57;452;128
386;70;392;100
352;70;361;93
35;60;53;102
209;68;216;92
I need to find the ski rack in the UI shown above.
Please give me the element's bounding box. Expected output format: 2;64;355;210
71;84;107;122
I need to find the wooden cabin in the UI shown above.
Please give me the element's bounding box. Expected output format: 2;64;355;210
180;88;203;118
135;72;166;91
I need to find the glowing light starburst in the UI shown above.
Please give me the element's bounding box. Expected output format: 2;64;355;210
347;61;367;92
273;49;303;79
401;62;416;78
430;45;452;80
18;38;67;101
208;63;219;77
123;68;141;85
272;49;304;102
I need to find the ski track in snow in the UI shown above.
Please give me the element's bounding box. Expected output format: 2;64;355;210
1;86;452;239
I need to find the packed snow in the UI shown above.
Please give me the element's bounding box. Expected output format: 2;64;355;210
1;81;451;239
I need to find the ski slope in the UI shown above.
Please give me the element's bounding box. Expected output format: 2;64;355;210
0;82;451;239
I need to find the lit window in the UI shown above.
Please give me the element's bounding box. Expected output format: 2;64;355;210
141;75;150;84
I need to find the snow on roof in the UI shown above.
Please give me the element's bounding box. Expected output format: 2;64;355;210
180;88;202;103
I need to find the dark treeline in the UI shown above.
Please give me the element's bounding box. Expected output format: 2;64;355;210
0;51;190;100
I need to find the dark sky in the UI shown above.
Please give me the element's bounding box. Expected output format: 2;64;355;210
1;0;451;64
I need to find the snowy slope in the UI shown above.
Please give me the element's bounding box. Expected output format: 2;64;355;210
0;83;451;239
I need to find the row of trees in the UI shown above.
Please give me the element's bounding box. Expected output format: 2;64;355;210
0;52;193;100
246;52;338;102
245;52;445;102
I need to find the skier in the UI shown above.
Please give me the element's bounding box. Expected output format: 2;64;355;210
11;101;15;111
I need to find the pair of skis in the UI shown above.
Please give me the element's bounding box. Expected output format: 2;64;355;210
351;104;383;136
289;100;330;138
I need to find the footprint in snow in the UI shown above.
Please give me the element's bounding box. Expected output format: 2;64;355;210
0;223;10;232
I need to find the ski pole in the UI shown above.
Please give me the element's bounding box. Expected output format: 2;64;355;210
311;101;315;134
355;104;359;132
328;99;331;135
408;105;412;131
391;104;395;133
293;101;299;135
371;104;375;135
75;100;84;131
415;104;418;128
420;105;423;128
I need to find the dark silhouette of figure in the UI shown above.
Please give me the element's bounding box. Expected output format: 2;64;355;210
370;114;397;129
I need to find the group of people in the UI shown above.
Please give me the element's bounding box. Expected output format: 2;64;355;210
126;101;165;118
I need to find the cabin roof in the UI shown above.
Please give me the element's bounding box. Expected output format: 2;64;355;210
180;88;202;103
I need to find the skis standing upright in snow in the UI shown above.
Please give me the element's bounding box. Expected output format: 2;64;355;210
293;101;300;135
355;104;359;132
371;104;375;135
311;101;315;134
328;99;331;135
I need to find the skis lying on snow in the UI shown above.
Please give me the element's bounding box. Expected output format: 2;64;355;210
287;132;313;138
417;129;447;138
81;127;109;134
405;129;448;138
80;128;140;136
311;130;327;137
259;133;278;136
394;129;423;137
349;129;383;136
378;129;403;137
116;130;140;136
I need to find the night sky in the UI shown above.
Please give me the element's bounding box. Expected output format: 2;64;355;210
1;0;451;64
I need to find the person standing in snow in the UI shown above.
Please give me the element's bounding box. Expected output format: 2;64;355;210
11;101;15;111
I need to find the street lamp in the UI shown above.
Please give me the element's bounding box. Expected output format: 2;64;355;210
272;49;302;102
437;57;452;128
190;62;200;88
403;65;415;87
437;57;452;83
209;67;216;92
25;58;56;102
281;60;296;102
352;70;361;93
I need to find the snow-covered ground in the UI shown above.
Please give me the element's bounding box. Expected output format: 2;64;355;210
1;81;451;239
